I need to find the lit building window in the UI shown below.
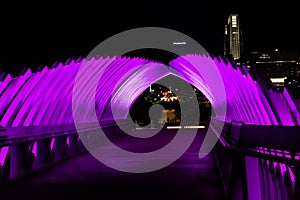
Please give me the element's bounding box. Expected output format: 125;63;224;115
232;15;237;27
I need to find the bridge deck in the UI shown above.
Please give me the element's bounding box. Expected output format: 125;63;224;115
0;129;225;199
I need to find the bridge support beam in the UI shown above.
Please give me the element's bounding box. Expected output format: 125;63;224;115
0;164;3;181
9;143;31;180
226;154;247;200
53;136;67;161
34;139;51;169
68;134;79;155
245;156;262;200
292;163;300;200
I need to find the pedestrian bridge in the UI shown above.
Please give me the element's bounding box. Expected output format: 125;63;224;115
0;54;300;199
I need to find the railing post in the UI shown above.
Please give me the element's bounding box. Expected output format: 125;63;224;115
9;143;31;180
68;134;79;155
245;156;262;200
227;153;247;200
292;163;300;200
53;136;67;161
34;139;51;169
0;164;2;181
226;121;250;199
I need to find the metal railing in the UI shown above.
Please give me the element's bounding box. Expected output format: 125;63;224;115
212;119;300;200
0;121;130;182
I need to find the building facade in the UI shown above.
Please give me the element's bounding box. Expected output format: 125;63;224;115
247;50;300;78
224;14;241;60
245;50;300;90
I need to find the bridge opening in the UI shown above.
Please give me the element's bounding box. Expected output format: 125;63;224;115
129;74;212;129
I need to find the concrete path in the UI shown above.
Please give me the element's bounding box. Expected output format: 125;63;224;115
0;129;225;200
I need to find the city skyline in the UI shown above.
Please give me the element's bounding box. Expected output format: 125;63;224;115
0;1;299;76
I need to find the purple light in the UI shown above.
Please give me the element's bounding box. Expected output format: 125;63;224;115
12;67;48;126
50;138;55;150
268;89;294;125
0;54;297;127
0;53;299;191
288;167;295;183
33;63;65;125
0;70;32;127
0;74;11;95
170;55;280;125
31;142;37;156
0;147;9;165
66;136;69;145
283;87;300;124
280;163;287;175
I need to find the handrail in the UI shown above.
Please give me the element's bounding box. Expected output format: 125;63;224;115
211;117;300;200
0;120;129;146
0;120;130;182
210;118;300;162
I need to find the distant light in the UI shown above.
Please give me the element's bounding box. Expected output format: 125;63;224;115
173;42;186;45
183;126;205;129
275;49;279;52
166;126;205;129
167;126;182;129
270;77;287;83
232;16;237;27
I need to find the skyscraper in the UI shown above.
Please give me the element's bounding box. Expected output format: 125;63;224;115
224;14;241;60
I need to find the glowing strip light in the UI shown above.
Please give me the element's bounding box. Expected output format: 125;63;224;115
172;42;186;45
0;147;9;165
167;126;182;129
270;77;287;83
167;126;205;129
184;126;205;129
31;142;37;156
50;138;55;151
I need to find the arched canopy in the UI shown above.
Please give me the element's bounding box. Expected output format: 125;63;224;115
0;54;295;127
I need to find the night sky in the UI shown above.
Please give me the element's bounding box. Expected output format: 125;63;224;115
0;1;299;76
